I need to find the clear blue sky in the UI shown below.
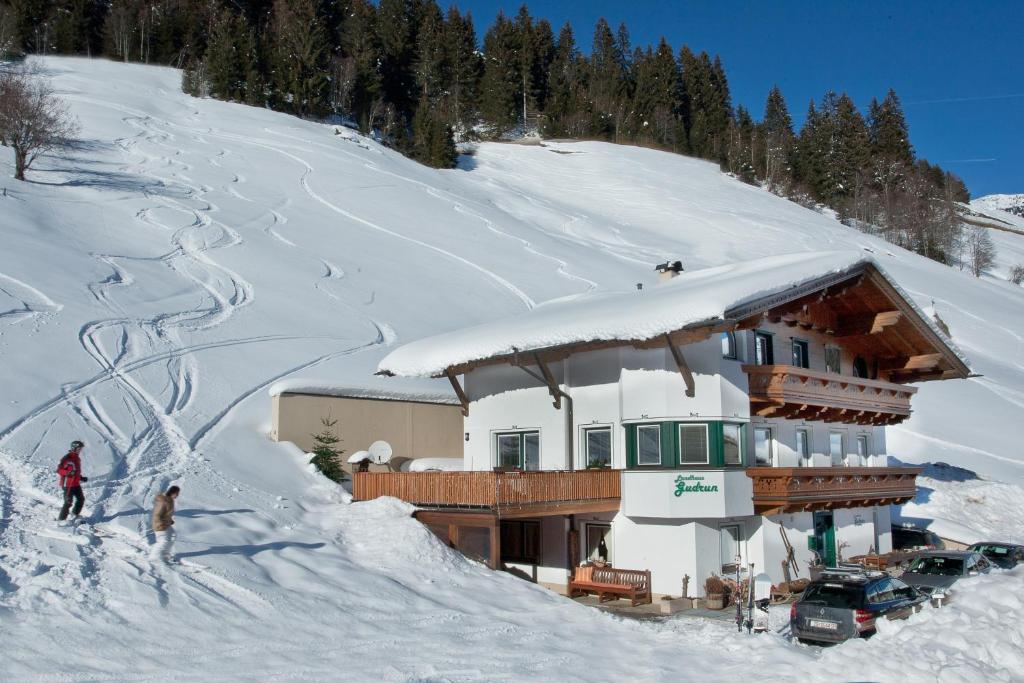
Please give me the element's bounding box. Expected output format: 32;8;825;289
456;0;1024;198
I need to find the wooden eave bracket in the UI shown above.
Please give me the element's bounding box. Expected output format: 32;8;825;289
665;334;696;398
532;353;562;409
445;369;470;417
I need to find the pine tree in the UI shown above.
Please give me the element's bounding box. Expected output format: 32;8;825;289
270;0;330;118
588;18;629;140
413;1;447;104
479;11;520;131
205;10;245;101
869;89;915;227
339;0;382;131
376;0;418;120
309;417;346;483
443;7;481;132
631;38;682;150
542;22;589;137
760;85;794;192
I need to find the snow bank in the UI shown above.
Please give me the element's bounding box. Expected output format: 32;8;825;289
380;251;870;377
268;377;458;404
404;457;464;471
895;462;1024;545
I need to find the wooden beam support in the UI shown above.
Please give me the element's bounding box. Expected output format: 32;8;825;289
446;369;470;417
665;334;696;397
834;310;902;338
532;353;562;409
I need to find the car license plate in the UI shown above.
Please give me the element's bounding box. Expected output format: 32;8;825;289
808;619;838;630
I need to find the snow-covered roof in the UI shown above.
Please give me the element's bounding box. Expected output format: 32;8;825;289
378;251;969;378
268;378;459;405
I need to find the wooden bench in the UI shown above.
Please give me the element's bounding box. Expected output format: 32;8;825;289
569;565;652;606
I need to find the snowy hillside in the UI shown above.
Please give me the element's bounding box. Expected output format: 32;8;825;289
2;57;1024;679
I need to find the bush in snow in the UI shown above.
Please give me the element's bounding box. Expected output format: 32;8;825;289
309;416;346;483
1009;264;1024;286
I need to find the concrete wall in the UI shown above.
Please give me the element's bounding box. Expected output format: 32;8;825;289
271;393;464;473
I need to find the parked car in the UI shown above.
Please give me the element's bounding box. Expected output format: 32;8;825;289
790;568;928;645
966;542;1024;569
892;526;945;551
899;550;992;602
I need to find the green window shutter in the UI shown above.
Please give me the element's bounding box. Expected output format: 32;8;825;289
625;425;637;468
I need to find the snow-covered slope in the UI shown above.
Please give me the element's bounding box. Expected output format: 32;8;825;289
2;58;1024;679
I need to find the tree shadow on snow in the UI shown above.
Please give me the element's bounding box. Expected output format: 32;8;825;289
175;508;254;518
177;541;325;559
30;167;192;197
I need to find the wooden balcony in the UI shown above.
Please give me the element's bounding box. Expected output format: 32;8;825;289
743;364;917;425
352;469;622;517
746;466;922;515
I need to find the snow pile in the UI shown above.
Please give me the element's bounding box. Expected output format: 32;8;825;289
268;376;459;404
895;462;1024;545
405;457;464;471
812;566;1024;682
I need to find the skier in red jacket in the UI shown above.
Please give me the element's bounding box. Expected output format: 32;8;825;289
57;440;89;523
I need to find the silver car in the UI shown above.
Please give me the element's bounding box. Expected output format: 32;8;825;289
899;550;992;603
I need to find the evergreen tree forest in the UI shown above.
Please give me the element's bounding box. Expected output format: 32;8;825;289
0;0;973;266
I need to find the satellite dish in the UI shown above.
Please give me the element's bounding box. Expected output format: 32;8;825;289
368;440;393;465
347;450;371;464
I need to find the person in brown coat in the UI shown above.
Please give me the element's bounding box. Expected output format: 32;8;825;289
151;485;180;564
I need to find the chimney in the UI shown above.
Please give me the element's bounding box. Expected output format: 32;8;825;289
654;260;684;283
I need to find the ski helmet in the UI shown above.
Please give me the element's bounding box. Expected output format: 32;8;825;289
70;440;85;450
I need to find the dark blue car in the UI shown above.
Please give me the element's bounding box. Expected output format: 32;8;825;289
791;568;929;645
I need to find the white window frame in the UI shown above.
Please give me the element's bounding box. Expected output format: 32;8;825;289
721;331;738;360
636;425;662;466
825;345;842;374
796;427;812;467
856;434;870;466
494;430;541;470
678;423;710;465
583;522;613;564
722;423;744;466
829;431;846;467
791;338;810;369
581;425;613;469
754;331;774;365
753;426;775;467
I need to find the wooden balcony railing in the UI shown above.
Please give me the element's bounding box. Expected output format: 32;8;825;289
746;466;922;515
352;469;622;514
743;364;917;425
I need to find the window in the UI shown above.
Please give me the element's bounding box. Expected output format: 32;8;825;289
825;346;842;374
636;425;662;466
501;520;540;563
753;427;774;466
829;432;845;466
495;431;540;470
852;355;869;379
585;523;612;564
678;424;709;464
791;339;810;369
723;424;743;466
754;332;774;365
796;428;812;466
856;435;869;466
720;525;743;570
721;331;737;359
583;427;612;469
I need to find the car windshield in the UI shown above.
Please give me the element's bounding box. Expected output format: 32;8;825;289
971;544;1009;557
908;556;964;576
801;583;863;609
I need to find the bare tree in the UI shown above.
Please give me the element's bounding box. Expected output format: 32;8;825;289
1009;264;1024;286
964;226;996;278
0;65;79;181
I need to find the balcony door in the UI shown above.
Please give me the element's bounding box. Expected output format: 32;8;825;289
496;431;540;470
812;511;837;567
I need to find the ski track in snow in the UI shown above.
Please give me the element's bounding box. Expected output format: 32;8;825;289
0;271;63;323
0;97;395;616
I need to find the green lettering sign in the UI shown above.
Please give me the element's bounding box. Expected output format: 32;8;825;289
673;474;719;497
